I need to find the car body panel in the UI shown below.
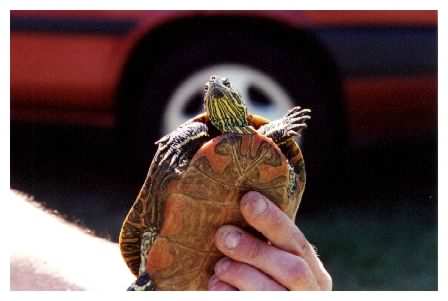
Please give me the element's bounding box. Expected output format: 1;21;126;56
10;10;437;144
345;75;436;144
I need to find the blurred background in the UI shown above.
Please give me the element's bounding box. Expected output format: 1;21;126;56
10;11;437;290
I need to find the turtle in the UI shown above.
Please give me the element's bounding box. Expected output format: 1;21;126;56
119;75;311;290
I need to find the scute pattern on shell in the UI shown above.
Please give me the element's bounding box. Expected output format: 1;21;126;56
146;132;295;290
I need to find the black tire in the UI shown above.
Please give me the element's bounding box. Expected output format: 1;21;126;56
126;30;345;208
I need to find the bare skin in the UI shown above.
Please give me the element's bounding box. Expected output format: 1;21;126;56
10;190;134;290
209;191;332;291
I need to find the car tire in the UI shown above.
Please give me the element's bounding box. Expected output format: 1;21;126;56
127;30;344;208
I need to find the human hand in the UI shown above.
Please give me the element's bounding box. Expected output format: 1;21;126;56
208;191;332;291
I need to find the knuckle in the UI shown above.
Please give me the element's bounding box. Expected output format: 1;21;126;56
208;274;219;289
303;240;317;257
223;261;244;277
320;272;333;290
265;206;285;228
227;261;243;275
248;198;283;228
294;233;309;256
286;257;311;284
241;237;265;260
214;258;233;276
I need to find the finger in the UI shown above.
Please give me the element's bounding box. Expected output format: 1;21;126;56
241;191;306;255
208;274;237;291
240;192;332;290
215;225;319;290
214;257;286;291
303;242;333;290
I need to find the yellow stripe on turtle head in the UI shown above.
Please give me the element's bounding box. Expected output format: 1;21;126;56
204;76;250;134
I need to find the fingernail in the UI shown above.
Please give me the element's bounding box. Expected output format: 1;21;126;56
252;196;267;215
208;275;219;290
224;230;241;249
243;192;267;216
209;275;218;285
215;258;231;274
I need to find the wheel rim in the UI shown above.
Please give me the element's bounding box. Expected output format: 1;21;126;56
162;64;295;135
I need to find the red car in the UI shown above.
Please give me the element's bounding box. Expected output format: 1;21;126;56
11;11;437;174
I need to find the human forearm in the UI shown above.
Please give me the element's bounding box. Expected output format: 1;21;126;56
10;190;134;290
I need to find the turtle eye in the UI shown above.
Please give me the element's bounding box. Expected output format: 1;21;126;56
223;79;231;88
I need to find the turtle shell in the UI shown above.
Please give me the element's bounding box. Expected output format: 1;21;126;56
145;132;301;290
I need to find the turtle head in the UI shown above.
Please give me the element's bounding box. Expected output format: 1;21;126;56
203;75;251;134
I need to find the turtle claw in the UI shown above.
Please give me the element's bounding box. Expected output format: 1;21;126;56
157;144;169;154
156;140;185;172
300;108;312;114
287;130;299;137
282;107;311;140
159;147;180;169
127;272;156;291
294;121;308;128
155;141;170;155
169;152;179;169
286;107;311;120
287;122;308;137
155;134;170;145
284;107;310;138
287;106;301;114
290;123;308;130
160;149;172;165
290;116;311;125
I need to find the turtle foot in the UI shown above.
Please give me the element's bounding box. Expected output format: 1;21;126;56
257;106;311;144
127;272;156;291
283;106;311;138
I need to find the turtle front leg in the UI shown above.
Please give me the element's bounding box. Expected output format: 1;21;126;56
155;121;210;171
257;106;311;144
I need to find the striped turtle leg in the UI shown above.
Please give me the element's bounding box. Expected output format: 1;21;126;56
155;121;210;170
127;227;159;291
